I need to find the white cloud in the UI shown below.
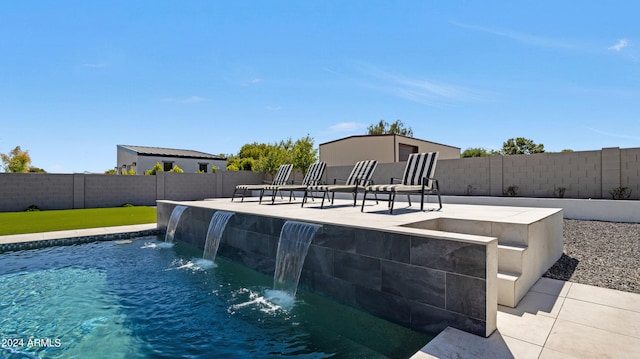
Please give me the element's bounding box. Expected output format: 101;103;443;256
450;21;577;50
242;78;263;86
608;39;629;51
353;63;483;106
329;122;367;132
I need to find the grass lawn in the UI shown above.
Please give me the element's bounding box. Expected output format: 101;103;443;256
0;206;157;236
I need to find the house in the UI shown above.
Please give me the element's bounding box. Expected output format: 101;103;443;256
319;134;460;166
116;145;226;175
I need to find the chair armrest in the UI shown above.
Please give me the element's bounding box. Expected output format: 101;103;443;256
390;177;403;184
333;178;347;184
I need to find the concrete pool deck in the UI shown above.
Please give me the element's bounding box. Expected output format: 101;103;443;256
1;200;637;358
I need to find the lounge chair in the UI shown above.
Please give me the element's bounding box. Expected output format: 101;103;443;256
231;164;293;202
302;160;378;208
361;152;441;214
259;162;327;204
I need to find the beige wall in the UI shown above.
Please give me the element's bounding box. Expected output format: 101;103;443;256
320;136;395;166
0;171;263;212
320;135;460;166
323;147;640;200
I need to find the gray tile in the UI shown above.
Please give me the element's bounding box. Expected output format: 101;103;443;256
303;245;334;276
381;260;445;308
410;301;487;337
333;252;381;290
411;236;486;278
313;225;356;252
356;286;411;327
356;229;410;263
446;273;487;320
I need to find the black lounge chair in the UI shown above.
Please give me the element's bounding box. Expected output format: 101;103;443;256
303;160;378;208
232;164;293;203
361;152;441;214
259;162;327;204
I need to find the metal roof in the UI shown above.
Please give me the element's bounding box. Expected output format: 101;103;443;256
118;145;226;160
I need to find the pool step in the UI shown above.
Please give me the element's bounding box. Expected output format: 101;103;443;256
497;271;522;308
497;243;527;274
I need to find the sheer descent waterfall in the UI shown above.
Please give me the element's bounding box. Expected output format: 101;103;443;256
203;211;235;261
164;206;187;243
273;221;322;297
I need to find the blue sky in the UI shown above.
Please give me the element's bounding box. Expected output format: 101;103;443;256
1;1;638;173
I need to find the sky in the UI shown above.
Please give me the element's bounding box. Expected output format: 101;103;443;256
1;1;639;173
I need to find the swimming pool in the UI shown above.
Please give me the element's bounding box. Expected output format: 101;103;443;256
0;237;430;358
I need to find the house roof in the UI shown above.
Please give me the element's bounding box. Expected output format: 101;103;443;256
319;134;460;150
118;145;226;160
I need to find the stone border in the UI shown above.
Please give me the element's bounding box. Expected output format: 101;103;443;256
0;229;159;253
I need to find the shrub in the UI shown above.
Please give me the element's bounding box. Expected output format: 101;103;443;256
609;187;632;200
553;186;566;198
464;184;474;196
503;185;519;197
211;165;218;173
145;162;164;175
25;205;41;212
121;203;134;207
169;165;183;173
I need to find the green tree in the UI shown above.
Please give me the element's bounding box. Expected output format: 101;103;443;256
291;135;317;173
367;119;413;137
501;137;545;155
145;162;164;175
28;166;47;173
1;146;32;173
169;165;184;173
105;169;117;174
461;147;493;158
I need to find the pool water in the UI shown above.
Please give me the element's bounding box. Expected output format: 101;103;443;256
0;237;431;358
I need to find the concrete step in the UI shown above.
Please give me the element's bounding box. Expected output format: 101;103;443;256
497;243;527;274
497;271;525;308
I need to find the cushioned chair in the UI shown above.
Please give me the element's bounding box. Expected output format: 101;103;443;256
259;162;327;204
231;164;293;203
361;152;441;214
303;160;378;208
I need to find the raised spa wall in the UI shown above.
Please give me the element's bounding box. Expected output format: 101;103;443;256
157;201;498;338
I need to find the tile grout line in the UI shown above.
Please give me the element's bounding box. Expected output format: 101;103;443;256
537;282;572;359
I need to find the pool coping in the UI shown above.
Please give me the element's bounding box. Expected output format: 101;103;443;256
0;223;158;252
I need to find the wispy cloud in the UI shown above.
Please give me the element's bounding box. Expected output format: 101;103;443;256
353;63;483;106
264;105;282;111
586;127;640;140
242;78;263;86
450;21;577;50
162;96;206;104
329;122;367;132
608;39;629;51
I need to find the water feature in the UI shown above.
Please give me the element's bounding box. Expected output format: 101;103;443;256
273;221;321;298
202;211;234;262
164;205;187;243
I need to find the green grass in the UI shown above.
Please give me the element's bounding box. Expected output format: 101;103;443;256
0;206;157;236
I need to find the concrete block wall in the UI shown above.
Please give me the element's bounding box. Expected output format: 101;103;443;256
0;171;263;212
321;147;639;200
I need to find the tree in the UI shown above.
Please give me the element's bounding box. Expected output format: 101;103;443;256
145;162;164;175
1;146;32;173
501;137;545;155
367;119;413;137
461;147;493;158
105;169;117;174
291;135;317;174
28;166;47;173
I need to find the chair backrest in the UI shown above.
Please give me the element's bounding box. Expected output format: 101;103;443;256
301;162;326;186
345;160;378;185
401;152;438;186
272;164;293;185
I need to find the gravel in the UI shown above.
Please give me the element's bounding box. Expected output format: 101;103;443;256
543;219;640;294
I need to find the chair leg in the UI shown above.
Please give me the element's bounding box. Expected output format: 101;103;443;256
389;192;396;214
408;194;412;206
420;192;425;211
240;189;247;202
231;188;238;202
321;192;327;208
301;191;308;207
331;192;335;205
361;190;368;212
352;191;357;206
259;189;266;204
